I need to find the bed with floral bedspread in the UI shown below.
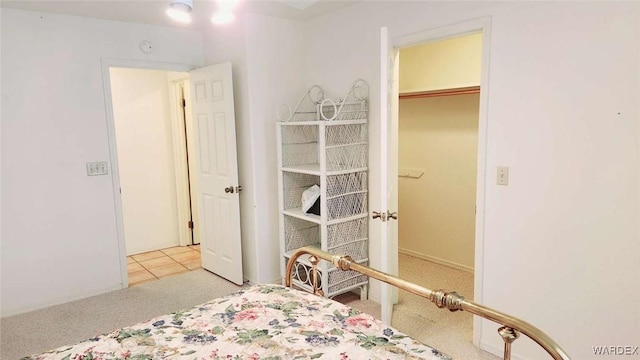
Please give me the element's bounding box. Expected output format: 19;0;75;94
24;284;451;360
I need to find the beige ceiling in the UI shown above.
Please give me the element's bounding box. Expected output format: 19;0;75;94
0;0;359;30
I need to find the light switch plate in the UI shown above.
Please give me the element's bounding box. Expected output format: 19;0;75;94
87;161;108;176
497;166;509;185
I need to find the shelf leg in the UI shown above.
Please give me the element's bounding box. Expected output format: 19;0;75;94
360;284;369;301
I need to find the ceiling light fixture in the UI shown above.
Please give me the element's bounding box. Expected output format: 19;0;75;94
167;0;193;23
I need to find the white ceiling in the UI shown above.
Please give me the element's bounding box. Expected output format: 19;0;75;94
0;0;359;30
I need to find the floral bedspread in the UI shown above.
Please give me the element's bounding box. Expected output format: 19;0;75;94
25;284;451;360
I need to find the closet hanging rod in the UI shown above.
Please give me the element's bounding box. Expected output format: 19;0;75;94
399;86;480;100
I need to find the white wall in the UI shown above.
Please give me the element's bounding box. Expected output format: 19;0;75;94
110;68;180;255
201;17;256;283
244;14;306;284
0;9;203;316
1;3;638;358
303;2;639;359
398;94;479;270
202;13;304;284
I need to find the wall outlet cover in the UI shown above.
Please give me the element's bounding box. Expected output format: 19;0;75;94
497;166;509;185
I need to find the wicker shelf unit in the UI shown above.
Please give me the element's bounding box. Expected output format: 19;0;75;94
277;111;369;299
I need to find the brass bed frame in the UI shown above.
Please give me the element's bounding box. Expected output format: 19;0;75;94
285;246;570;360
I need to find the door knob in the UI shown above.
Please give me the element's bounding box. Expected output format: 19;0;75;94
372;211;387;221
224;186;234;193
372;210;397;221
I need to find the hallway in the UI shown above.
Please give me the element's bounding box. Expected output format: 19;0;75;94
127;245;201;286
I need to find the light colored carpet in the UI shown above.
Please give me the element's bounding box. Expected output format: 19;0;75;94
1;269;245;360
339;253;500;360
2;256;499;360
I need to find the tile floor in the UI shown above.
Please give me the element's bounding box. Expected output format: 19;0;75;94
127;245;201;286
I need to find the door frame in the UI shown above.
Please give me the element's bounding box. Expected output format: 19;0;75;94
380;26;400;325
168;77;200;247
383;16;491;346
100;58;197;288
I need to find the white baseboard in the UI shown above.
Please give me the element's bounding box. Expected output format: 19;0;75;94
1;283;123;318
398;247;474;273
127;241;182;256
245;276;281;287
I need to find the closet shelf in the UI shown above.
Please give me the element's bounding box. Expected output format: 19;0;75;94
399;85;480;99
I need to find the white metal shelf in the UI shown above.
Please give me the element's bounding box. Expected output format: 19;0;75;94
281;165;368;176
278;119;368;127
284;243;321;267
285;245;320;257
282;208;321;224
327;212;368;226
282;208;368;226
280;164;322;175
278;81;369;300
286;256;370;299
284;245;369;275
325;142;368;150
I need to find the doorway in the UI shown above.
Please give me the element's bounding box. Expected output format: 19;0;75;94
381;17;491;344
397;33;481;273
103;60;244;288
393;32;481;339
108;67;198;265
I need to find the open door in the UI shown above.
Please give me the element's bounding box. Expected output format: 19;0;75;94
190;62;243;285
380;27;400;324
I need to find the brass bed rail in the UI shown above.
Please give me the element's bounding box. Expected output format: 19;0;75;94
285;246;570;360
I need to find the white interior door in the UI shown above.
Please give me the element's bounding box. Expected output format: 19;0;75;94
190;62;243;285
380;27;400;324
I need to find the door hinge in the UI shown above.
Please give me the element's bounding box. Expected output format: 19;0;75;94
188;220;194;229
182;99;186;107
